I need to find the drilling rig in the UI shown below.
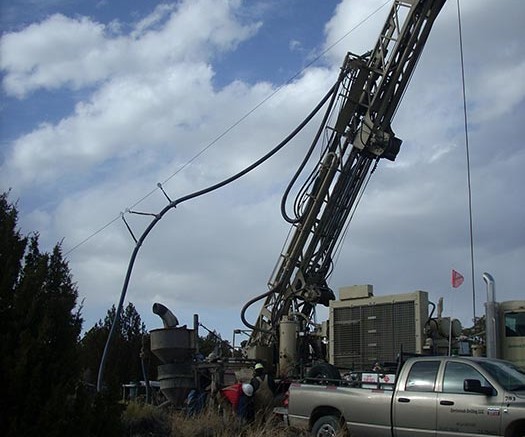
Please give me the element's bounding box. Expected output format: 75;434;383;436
240;0;447;378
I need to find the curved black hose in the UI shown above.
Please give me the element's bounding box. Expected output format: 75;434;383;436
425;301;436;329
96;81;339;392
280;77;342;224
240;287;276;332
140;335;151;404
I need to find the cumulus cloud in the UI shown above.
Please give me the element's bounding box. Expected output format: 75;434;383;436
1;0;260;98
6;63;216;185
0;0;263;188
471;60;525;122
1;0;523;335
323;0;390;65
1;14;119;96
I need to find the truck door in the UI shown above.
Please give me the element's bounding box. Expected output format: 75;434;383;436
436;361;501;436
393;360;440;436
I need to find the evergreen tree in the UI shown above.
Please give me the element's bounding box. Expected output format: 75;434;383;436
198;329;232;358
0;193;88;436
0;192;26;324
80;302;149;394
0;192;27;433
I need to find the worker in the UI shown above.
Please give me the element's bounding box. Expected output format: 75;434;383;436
237;383;255;424
219;382;255;423
219;382;242;415
250;362;276;420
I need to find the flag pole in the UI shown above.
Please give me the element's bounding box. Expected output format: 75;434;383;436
449;269;464;355
449;269;453;355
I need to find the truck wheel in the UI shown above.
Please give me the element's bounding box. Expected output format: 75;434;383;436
311;415;347;437
306;363;341;384
512;426;525;437
506;422;525;437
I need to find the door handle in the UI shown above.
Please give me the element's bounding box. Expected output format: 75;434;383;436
398;398;410;403
440;400;454;406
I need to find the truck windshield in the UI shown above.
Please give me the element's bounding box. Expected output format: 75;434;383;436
505;311;525;337
478;360;525;391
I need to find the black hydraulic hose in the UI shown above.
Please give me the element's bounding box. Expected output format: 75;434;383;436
425;301;436;326
240;287;276;332
280;77;342;224
140;343;151;404
96;81;339;392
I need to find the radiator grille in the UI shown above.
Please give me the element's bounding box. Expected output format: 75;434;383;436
332;300;417;370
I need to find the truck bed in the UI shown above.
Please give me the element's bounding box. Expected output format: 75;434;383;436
288;373;396;436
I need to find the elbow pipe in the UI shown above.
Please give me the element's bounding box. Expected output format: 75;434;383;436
152;302;179;328
482;272;496;303
482;272;499;359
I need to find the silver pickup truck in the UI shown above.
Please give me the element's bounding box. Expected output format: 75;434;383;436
285;356;525;437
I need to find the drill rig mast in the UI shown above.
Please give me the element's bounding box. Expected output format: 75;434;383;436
241;0;447;377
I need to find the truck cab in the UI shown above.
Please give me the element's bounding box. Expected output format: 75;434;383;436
393;356;525;436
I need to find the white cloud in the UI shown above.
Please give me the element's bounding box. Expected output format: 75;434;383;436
0;0;260;98
471;60;525;122
0;0;264;188
1;14;115;96
289;39;301;52
131;3;177;37
323;0;390;65
2;0;524;337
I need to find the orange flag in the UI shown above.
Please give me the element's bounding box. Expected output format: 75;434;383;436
452;269;464;288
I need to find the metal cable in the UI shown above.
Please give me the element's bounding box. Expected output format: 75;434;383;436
65;1;391;256
456;0;476;322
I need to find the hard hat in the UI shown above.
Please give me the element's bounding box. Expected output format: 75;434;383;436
254;363;264;370
242;383;254;397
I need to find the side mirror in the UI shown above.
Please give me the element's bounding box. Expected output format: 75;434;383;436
463;379;493;396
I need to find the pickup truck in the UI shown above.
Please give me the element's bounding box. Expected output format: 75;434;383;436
284;356;525;437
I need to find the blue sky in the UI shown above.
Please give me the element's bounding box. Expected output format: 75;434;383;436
1;0;524;341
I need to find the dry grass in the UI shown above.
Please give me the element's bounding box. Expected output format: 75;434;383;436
122;401;171;436
170;408;306;437
123;401;308;437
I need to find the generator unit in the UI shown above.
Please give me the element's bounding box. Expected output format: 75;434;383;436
329;285;430;370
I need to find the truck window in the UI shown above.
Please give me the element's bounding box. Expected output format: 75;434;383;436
405;361;440;392
479;360;525;391
443;362;491;394
505;312;525;337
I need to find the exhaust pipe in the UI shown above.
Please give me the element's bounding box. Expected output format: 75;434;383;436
483;273;499;359
152;302;179;328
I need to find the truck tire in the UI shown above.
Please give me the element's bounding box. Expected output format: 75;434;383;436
306;363;341;384
511;425;525;437
311;415;348;437
506;422;525;437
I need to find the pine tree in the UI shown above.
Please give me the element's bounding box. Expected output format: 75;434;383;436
0;192;90;436
0;192;27;433
0;192;26;322
80;302;149;394
198;329;232;358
